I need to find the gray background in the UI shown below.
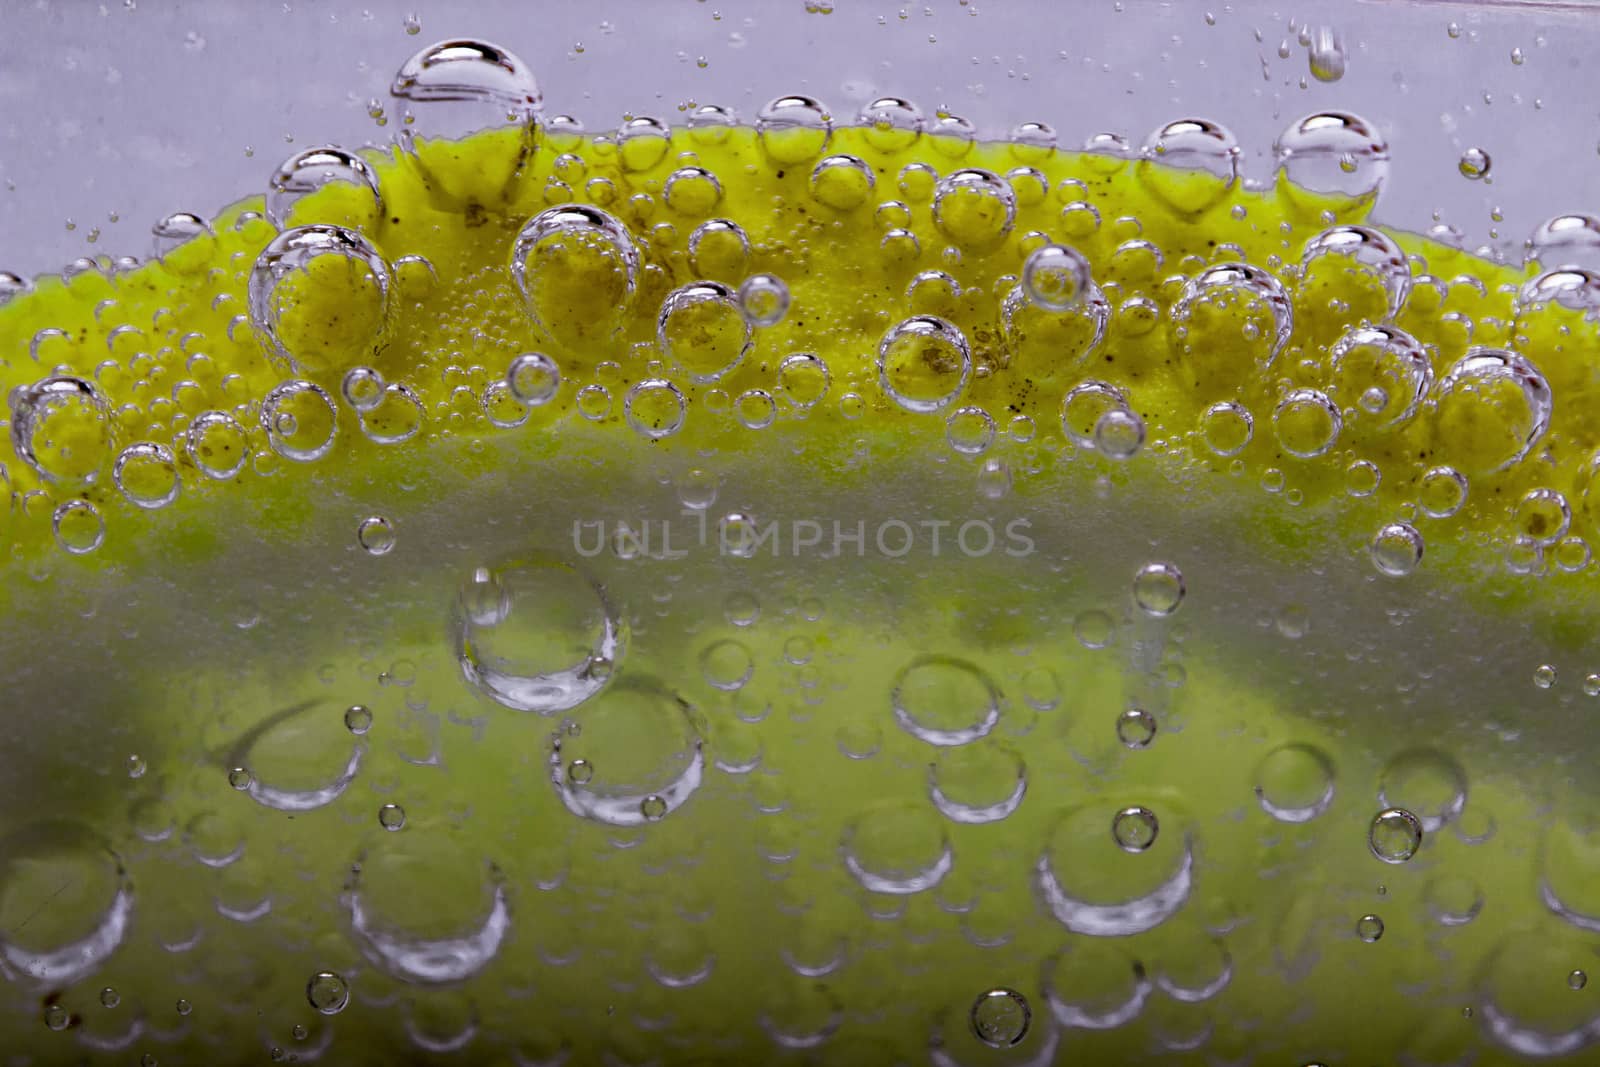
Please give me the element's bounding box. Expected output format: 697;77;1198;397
0;0;1594;276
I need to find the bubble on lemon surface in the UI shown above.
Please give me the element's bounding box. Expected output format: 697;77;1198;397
776;352;829;409
1273;389;1341;459
699;638;753;691
687;218;751;281
1378;748;1467;832
1002;279;1111;373
186;410;250;480
1274;110;1388;218
756;94;832;164
248;224;391;375
891;654;1001;747
735;389;776;430
1138;118;1239;216
111;442;180;509
929;738;1027;824
51;500;103;555
946;406;996;456
1418;466;1469;519
344;834;509;985
617;115;672;172
1300;224;1411;325
658;281;752;384
1370;521;1424;577
1118;708;1158;749
1095;409;1146;460
341;366;385;411
1059;380;1128;450
1254;743;1335;823
877;316;971;414
550;678;703;827
933;169;1016;248
1369;808;1424;864
809;154;875;211
389;38;541;209
358;383;425;445
842;800;952;894
737;273;790;327
1169;264;1292;396
1328;324;1432;430
454;559;625;714
343;704;373;735
9;376;114;485
0;822;133;987
1199;401;1254;457
377;803;406;832
1525;213;1600;272
1021;243;1093;311
1038;803;1194;936
1431;347;1551;475
357;515;395;556
506;352;560;405
623;379;686;440
1355;914;1385;943
511;204;639;348
969;989;1031;1049
260;379;338;462
859;96;924;152
266;145;383;230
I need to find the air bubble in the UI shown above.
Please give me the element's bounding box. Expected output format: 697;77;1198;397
358;384;425;445
1133;562;1185;616
1094;408;1146;459
507;352;561;405
53;500;104;555
9;376;114;485
1022;244;1093;311
1525;214;1600;272
1369;808;1424;863
511;205;639;346
842;801;952;894
662;165;723;216
186;411;250;480
1370;522;1424;577
1117;708;1157;749
659;281;752;383
378;803;406;831
261;379;338;461
688;218;751;281
1199;401;1254;456
877;316;972;414
1328;324;1431;429
756;95;833;163
1356;914;1385;943
1301;224;1411;321
306;972;350;1015
1139;118;1240;215
1432;347;1551;475
776;352;830;409
357;516;395;556
1170;264;1292;393
1061;380;1130;450
1273;388;1341;458
1112;806;1160;852
1274;111;1389;215
550;678;704;826
946;406;997;455
248;225;391;374
1517;488;1571;546
891;655;1001;746
969;989;1031;1048
1458;147;1491;180
737;273;790;327
624;379;687;440
1418;466;1469;519
266;145;383;229
933;169;1016;247
617;116;671;172
1254;743;1336;823
341;366;386;411
809;154;875;211
344;705;373;735
859;96;924;152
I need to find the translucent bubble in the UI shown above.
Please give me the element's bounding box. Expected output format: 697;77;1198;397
551;679;704;826
186;410;250;480
686;102;738;144
1133;561;1185;616
0;271;31;305
389;38;541;207
1039;804;1193;936
1170;263;1293;389
776;352;830;409
0;822;132;986
1534;663;1559;689
1418;466;1469;519
8;376;114;485
1378;748;1467;832
737;273;790;327
1571;970;1589;992
247;224;390;374
1273;388;1341;458
481;381;529;428
150;211;211;260
357;516;395;556
933;168;1017;247
455;559;625;714
1517;488;1571;546
1301;224;1411;320
1355;914;1385;943
1328;324;1431;429
756;95;833;163
1369;808;1424;863
977;457;1011;500
306;972;350;1015
1370;521;1424;577
658;281;752;384
1061;381;1130;449
608;116;668;173
687;218;751;281
623;379;686;439
1112;806;1160;853
377;803;406;832
1274;111;1389;214
929;739;1027;824
344;705;373;735
507;352;561;405
891;654;1001;746
946;406;997;455
1084;130;1137;173
810;154;875;210
1254;743;1336;823
261;379;338;461
1199;401;1254;457
1525;214;1600;271
1432;347;1551;475
662;164;723;216
877;316;972;414
52;500;104;555
266;145;383;229
341;366;386;411
1458;147;1491;180
1094;408;1146;460
842;801;952;894
1022;244;1093;311
1138;118;1240;215
1517;267;1600;317
1307;25;1347;82
699;639;753;691
358;384;425;445
858;96;925;153
1118;708;1157;749
970;989;1031;1049
511;205;639;346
